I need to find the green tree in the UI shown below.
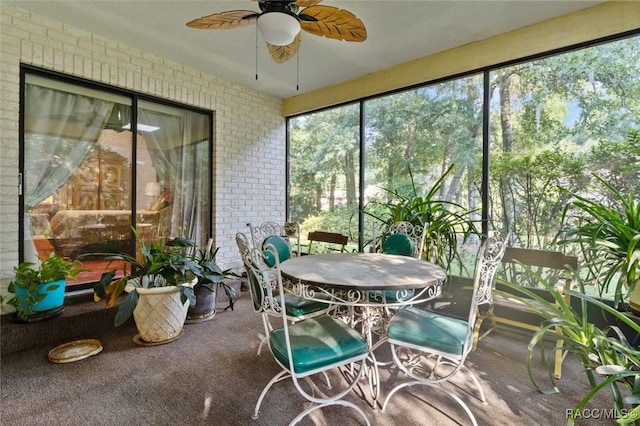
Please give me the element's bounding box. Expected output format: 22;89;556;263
489;36;640;248
290;35;640;256
289;104;359;228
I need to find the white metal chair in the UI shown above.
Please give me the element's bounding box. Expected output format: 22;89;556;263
371;221;427;259
235;232;331;356
247;221;301;257
369;221;428;306
246;239;371;425
382;234;508;425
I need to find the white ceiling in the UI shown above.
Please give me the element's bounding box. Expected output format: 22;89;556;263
6;0;605;99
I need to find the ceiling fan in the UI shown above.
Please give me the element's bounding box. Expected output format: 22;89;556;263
186;0;367;63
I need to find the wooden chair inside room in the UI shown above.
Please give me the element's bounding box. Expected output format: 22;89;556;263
472;246;579;379
305;230;349;255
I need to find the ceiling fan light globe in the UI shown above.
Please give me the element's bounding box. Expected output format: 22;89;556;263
257;11;300;46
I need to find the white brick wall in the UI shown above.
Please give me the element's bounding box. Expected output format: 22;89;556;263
0;4;287;306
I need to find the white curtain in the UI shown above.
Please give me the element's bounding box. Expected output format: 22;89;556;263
178;112;210;247
137;107;210;248
24;84;113;263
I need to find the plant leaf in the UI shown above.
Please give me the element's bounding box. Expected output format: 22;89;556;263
115;291;138;327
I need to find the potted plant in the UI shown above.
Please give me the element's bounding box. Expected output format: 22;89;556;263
92;228;202;344
6;252;84;322
555;174;640;311
186;239;238;323
362;164;480;273
497;269;640;425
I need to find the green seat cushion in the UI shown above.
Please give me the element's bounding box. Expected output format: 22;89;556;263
283;293;330;317
383;233;414;257
246;268;327;316
387;306;470;356
263;235;291;267
270;315;368;375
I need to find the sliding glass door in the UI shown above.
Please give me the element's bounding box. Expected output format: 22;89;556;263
22;69;212;289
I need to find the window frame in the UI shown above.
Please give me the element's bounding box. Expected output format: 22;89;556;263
19;65;215;291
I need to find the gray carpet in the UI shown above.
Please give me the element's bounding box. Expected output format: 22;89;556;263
1;292;614;425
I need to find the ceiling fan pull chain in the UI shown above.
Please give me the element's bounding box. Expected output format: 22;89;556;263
255;25;259;81
296;38;300;91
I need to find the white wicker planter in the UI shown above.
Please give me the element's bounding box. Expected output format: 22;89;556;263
132;286;190;343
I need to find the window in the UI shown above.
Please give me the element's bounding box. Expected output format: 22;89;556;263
288;34;639;286
21;69;213;289
289;104;360;250
488;37;640;250
363;76;483;268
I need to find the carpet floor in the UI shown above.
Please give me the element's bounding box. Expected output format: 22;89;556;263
1;292;616;426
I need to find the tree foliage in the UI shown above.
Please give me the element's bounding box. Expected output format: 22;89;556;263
289;35;640;266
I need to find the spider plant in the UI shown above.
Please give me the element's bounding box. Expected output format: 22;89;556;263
497;268;640;425
555;174;640;308
362;164;480;272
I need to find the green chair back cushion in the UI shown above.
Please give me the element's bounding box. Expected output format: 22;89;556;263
245;266;265;312
263;235;291;267
383;233;414;257
283;293;329;317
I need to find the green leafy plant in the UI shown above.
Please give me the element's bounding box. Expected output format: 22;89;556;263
195;244;237;311
91;228;201;326
497;267;640;425
555;174;640;307
7;252;84;319
362;164;479;271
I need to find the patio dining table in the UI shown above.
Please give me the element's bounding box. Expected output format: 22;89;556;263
280;252;445;303
279;252;446;406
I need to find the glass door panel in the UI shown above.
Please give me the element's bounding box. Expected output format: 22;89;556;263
24;74;133;287
136;100;211;249
22;72;213;291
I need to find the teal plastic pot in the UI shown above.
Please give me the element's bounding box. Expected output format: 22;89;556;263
13;278;66;312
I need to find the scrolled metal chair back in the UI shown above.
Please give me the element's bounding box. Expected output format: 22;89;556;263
247;221;300;256
236;232;283;315
473;234;509;310
381;221;427;259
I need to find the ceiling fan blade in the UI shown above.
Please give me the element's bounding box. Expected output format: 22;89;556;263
295;0;323;7
186;10;258;29
266;33;301;63
299;5;366;42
